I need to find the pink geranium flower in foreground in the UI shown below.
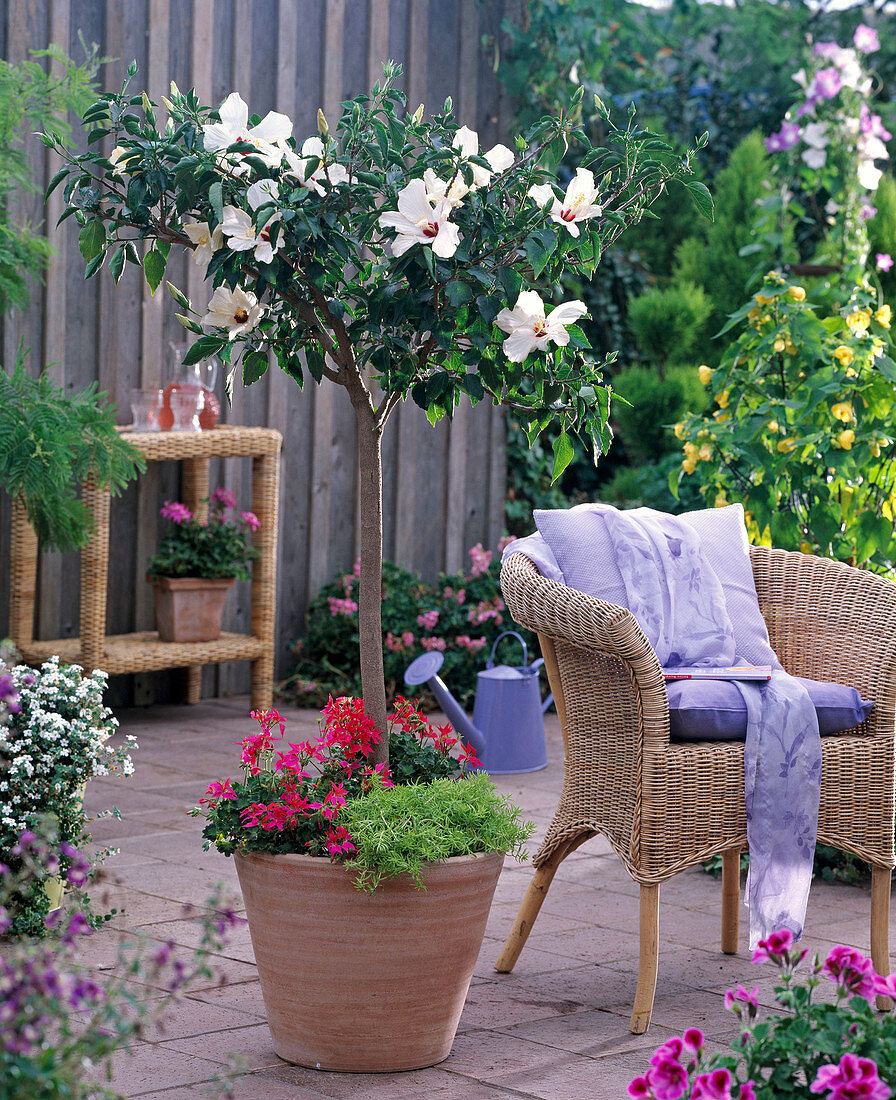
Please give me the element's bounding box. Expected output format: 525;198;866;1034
240;510;261;530
823;944;880;1003
810;1053;890;1099
751;928;794;963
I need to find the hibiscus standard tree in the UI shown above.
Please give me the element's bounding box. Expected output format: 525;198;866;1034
45;61;709;757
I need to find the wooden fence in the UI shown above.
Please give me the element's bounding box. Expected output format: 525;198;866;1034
0;0;515;703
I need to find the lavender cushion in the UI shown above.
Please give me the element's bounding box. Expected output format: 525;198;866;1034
668;676;873;742
533;503;773;665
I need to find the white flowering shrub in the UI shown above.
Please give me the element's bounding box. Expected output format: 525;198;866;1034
1;657;136;936
46;60;709;749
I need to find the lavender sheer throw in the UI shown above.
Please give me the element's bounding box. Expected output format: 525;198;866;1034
601;506;822;948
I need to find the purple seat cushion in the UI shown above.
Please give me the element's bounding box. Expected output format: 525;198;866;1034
668;676;873;742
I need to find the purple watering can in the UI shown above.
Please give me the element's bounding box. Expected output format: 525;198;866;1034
404;631;550;774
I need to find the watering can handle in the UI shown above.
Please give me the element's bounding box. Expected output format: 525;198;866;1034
486;630;528;670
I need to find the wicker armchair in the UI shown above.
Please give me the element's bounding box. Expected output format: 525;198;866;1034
494;548;896;1033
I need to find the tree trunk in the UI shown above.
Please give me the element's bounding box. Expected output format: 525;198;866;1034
354;401;389;765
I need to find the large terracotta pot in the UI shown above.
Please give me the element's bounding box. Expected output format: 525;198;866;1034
234;849;504;1072
151;575;235;642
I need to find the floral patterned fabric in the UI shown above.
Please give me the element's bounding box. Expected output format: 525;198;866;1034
602;506;821;948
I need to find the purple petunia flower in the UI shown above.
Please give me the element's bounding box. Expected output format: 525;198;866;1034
812;67;842;100
854;24;881;54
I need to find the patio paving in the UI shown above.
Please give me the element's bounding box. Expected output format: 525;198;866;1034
78;697;895;1099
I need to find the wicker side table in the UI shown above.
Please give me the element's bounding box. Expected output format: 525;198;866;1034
9;425;282;709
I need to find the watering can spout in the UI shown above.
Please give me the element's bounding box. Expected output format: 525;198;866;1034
403;652;487;758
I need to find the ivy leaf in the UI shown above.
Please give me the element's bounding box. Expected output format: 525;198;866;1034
524;228;557;279
445;280;472;307
143;249;166;295
78;219;106;262
45;166;70;199
208;181;224;224
84;252;105;279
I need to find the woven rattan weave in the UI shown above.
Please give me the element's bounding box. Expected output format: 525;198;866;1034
494;549;896;1033
9;426;282;709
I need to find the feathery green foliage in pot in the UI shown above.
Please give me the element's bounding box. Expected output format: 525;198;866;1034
0;352;144;552
338;774;533;892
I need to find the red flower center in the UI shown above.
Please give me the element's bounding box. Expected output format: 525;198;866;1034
422;220;439;238
234;308;249;323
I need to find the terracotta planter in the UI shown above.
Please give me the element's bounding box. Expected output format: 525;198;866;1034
234;849;505;1072
151;576;235;642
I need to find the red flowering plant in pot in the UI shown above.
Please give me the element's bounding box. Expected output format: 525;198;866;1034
192;697;532;1072
146;487;260;642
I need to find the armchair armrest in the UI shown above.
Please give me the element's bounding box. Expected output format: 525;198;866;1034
500;553;671;751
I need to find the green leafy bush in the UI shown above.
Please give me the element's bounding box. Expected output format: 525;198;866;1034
870;174;896;301
626;282;712;377
339;774;533;892
612;365;705;465
675;272;896;570
504;416;569;537
283;545;538;713
675;132;779;350
0;44;101;313
602;453;707;515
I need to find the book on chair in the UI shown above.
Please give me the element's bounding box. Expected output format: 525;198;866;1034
661;665;773;681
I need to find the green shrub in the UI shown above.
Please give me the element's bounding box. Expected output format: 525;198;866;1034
283;546;538;714
504;416;568;537
602;453;708;514
675;132;779;352
626;282;711;376
675;272;896;570
611;364;705;465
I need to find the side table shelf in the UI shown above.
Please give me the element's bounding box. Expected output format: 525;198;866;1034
9;425;282;709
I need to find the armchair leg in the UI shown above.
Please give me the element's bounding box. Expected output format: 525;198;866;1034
630;883;660;1034
871;865;893;1011
721;849;740;955
494;835;590;973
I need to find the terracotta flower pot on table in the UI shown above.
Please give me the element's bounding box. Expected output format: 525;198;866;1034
151;575;235;642
234;848;505;1072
